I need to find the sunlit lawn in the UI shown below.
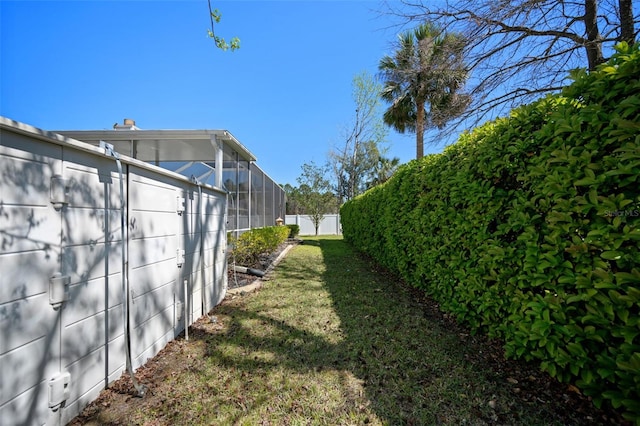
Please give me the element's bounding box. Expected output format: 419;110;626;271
74;236;609;425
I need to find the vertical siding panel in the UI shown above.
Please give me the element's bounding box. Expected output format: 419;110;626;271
59;149;127;424
127;167;180;370
0;131;63;426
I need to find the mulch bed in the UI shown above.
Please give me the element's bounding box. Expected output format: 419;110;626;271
227;238;302;289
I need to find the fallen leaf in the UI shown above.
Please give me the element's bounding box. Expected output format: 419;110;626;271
567;384;582;395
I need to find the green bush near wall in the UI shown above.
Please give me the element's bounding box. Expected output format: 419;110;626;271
286;224;300;238
229;226;290;266
341;43;640;422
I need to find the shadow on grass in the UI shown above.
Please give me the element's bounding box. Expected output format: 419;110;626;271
68;236;624;425
192;236;613;425
315;237;498;424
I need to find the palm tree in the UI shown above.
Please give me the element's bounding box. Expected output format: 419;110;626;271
367;156;401;188
379;23;470;159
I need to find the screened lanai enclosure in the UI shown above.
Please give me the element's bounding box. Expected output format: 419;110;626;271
0;117;285;426
58;120;286;235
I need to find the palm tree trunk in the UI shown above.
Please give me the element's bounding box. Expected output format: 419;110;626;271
415;100;425;159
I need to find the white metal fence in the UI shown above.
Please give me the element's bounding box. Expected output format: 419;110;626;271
285;214;342;236
0;118;227;426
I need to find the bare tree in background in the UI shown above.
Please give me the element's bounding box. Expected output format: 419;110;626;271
384;0;639;128
329;72;390;204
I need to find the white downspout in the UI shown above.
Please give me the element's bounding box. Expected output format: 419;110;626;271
100;141;146;397
191;176;206;313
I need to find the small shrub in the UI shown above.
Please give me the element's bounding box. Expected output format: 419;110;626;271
286;224;300;238
229;226;290;266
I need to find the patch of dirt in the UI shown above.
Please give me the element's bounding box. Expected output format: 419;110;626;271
67;320;225;426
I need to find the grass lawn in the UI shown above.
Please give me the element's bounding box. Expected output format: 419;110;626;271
71;236;625;425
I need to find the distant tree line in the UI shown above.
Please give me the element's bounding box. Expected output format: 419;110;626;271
220;0;637;226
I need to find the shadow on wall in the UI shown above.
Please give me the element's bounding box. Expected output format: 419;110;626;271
0;124;227;425
1;132;127;425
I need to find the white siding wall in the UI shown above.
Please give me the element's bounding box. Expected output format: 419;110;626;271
0;120;227;426
0;131;65;426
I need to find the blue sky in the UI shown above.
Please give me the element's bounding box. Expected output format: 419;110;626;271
1;0;447;186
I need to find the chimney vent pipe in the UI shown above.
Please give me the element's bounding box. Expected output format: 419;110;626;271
113;118;138;130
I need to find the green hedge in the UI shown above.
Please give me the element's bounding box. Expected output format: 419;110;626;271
229;226;290;266
341;43;640;422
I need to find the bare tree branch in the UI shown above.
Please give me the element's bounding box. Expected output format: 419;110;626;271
380;0;639;136
330;72;389;202
207;0;240;51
